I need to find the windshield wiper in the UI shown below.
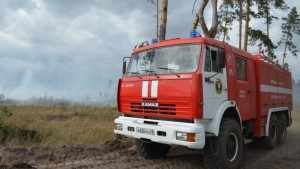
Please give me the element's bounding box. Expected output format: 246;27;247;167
157;67;180;78
141;70;159;78
127;72;142;79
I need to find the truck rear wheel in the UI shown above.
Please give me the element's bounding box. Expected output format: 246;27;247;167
202;118;243;169
135;139;170;159
277;113;287;144
255;114;278;149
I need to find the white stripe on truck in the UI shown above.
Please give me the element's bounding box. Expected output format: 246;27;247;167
260;84;292;95
151;80;158;97
142;81;149;97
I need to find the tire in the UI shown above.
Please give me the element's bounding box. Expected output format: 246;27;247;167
135;139;170;159
255;114;278;149
277;113;287;144
202;137;220;169
202;118;243;169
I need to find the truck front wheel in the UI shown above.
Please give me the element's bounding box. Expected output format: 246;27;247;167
203;118;243;169
135;139;170;159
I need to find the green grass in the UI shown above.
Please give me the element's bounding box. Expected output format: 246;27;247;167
3;104;298;147
2;105;121;146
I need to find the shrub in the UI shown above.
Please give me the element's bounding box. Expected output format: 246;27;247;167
0;106;13;141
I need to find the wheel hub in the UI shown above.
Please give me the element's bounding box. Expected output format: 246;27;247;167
226;133;238;162
270;123;277;142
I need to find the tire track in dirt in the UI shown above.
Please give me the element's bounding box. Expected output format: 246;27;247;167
1;129;299;169
240;118;300;169
0;137;203;169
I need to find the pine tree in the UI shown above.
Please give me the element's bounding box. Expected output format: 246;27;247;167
243;0;253;51
248;27;277;59
216;0;236;42
234;0;244;49
255;0;288;58
278;7;300;65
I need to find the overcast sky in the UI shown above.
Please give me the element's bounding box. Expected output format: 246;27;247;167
0;0;299;100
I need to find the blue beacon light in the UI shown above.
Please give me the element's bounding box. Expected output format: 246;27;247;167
152;38;158;44
190;31;197;38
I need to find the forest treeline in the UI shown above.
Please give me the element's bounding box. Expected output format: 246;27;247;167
148;0;300;66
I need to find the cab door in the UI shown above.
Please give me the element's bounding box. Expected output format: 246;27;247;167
202;46;228;119
234;56;257;120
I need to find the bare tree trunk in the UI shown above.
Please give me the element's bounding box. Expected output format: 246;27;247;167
156;0;159;39
223;6;229;42
211;0;218;38
198;0;218;38
159;0;168;41
198;0;209;36
192;14;199;30
223;24;226;42
282;30;290;65
243;0;250;51
239;0;243;49
266;7;271;58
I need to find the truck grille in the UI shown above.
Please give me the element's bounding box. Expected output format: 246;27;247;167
131;102;176;115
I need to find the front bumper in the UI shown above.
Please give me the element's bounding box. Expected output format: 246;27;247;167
114;116;205;149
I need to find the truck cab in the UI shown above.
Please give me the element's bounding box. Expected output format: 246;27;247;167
114;36;292;169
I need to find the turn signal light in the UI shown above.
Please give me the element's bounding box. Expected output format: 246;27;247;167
187;133;196;142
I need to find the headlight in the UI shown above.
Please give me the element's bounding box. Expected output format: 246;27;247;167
176;132;187;141
115;123;123;131
176;132;196;142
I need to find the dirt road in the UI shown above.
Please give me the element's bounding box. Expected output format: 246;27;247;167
1;111;300;169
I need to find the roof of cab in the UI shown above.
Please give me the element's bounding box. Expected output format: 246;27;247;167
132;37;253;60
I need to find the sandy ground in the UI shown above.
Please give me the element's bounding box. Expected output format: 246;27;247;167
1;110;299;169
240;110;300;169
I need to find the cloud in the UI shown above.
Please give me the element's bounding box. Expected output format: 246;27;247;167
0;0;156;100
0;0;299;101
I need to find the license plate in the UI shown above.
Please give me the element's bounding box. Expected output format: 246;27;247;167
136;127;155;135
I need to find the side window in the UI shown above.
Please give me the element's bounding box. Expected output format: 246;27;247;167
204;47;224;73
204;47;211;72
211;50;219;72
236;57;247;81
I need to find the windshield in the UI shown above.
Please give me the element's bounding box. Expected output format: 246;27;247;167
126;44;202;77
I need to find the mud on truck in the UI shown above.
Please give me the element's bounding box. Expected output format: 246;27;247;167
114;34;293;169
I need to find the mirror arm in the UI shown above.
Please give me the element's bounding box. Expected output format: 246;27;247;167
205;72;219;83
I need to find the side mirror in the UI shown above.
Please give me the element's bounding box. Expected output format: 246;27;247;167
217;50;226;69
123;61;127;74
122;57;130;75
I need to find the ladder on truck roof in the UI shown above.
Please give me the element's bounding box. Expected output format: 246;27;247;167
256;47;290;72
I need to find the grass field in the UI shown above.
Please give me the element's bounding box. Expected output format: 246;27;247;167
1;105;121;146
1;104;299;147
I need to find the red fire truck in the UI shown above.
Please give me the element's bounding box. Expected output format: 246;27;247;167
114;35;293;169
